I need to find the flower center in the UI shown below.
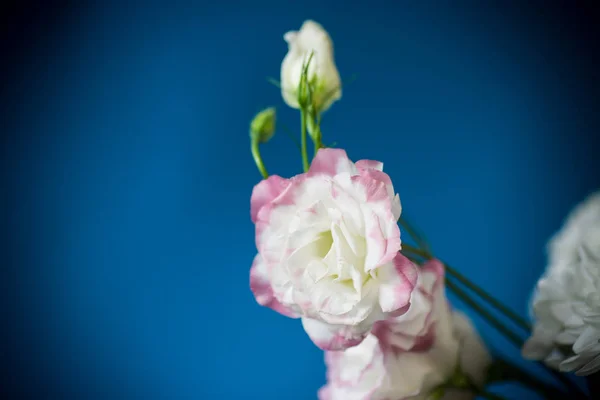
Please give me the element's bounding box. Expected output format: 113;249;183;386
315;230;334;259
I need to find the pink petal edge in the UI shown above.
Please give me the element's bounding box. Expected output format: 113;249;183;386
308;148;354;177
302;317;367;351
250;175;290;223
249;255;299;318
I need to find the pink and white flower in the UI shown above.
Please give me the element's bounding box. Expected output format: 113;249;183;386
249;148;417;350
319;262;490;400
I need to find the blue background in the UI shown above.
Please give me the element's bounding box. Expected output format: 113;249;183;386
3;1;599;399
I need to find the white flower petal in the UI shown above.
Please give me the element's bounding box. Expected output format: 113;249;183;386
525;191;600;376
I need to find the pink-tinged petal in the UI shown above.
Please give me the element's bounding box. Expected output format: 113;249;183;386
363;207;402;271
358;167;402;220
250;175;290;223
351;174;389;203
302;317;367;350
361;168;392;188
378;253;418;313
309;148;355;177
355;163;402;219
249;255;299;318
421;258;445;287
410;323;437;351
254;176;306;253
317;386;332;400
355;159;384;172
321;334;387;399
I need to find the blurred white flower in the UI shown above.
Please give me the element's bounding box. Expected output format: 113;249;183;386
280;20;342;113
319;263;491;400
523;191;600;376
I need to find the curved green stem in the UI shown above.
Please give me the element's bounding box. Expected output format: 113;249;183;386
300;108;309;172
251;140;268;179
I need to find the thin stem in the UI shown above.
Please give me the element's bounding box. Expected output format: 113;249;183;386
444;277;524;348
401;244;531;332
490;358;582;400
406;250;586;398
401;244;429;259
446;279;583;397
445;262;531;331
399;217;428;251
280;123;301;152
300;108;309;172
447;271;586;398
312;124;322;157
251;140;268;179
312;112;323;158
547;370;587;399
404;252;523;347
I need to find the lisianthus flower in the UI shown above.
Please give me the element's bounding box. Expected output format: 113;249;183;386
250;148;416;350
319;262;490;400
523;191;600;376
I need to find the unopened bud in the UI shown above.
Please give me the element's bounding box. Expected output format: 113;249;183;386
250;107;276;143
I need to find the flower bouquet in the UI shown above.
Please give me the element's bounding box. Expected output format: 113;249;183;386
247;20;599;399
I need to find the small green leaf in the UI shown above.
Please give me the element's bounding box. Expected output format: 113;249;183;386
280;123;302;152
267;77;281;88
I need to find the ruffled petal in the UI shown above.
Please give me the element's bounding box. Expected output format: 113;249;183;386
249;254;299;318
250;175;290;223
377;253;418;313
301;317;368;351
309;148;356;177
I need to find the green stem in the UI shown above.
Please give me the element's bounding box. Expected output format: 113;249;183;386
404;251;523;347
399;217;429;252
447;273;586;398
401;244;430;259
444;277;524;348
547;370;587;399
401;244;531;332
489;358;579;400
251;140;268;179
312;113;323;158
405;249;586;398
312;125;322;157
300;108;309;172
445;262;530;331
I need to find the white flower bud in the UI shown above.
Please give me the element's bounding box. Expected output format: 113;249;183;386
280;20;342;113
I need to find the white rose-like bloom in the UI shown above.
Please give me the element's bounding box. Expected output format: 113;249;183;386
250;149;418;351
319;264;491;400
280;20;342;113
523;191;600;376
